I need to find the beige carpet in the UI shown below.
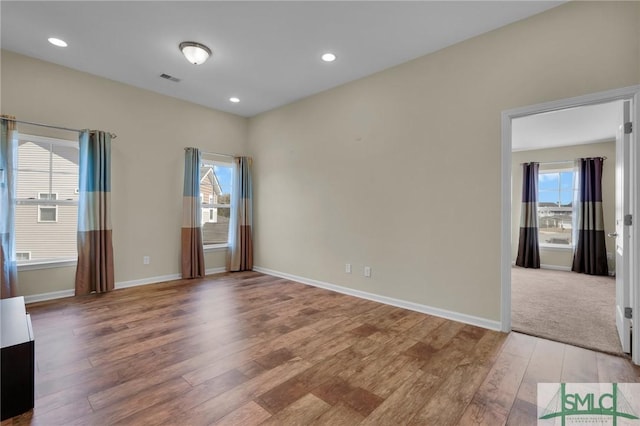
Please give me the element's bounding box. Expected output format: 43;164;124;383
511;266;624;356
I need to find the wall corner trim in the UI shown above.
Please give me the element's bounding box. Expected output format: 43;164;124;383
253;266;502;332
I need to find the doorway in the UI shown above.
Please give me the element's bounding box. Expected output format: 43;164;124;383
500;86;640;364
511;101;620;354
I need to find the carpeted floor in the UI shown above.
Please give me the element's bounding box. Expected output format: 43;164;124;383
511;266;624;356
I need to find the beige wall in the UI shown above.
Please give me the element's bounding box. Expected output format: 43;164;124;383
511;141;616;272
2;2;639;320
1;51;248;296
248;2;640;322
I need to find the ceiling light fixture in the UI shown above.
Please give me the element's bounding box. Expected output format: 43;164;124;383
321;53;336;62
229;97;240;103
48;37;67;47
179;41;212;65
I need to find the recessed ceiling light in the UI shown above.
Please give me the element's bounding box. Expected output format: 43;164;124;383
48;37;67;47
229;97;240;103
321;53;336;62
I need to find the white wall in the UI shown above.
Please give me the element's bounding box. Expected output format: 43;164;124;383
1;51;248;296
511;141;616;271
248;1;640;323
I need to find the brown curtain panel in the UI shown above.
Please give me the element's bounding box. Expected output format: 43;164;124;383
228;157;253;272
572;158;608;276
0;115;18;298
516;162;540;268
181;148;205;279
75;130;115;295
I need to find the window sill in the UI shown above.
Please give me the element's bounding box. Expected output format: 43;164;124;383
204;244;229;252
18;259;77;272
539;244;574;251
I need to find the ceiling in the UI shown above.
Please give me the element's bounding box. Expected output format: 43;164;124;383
1;1;563;117
512;101;623;152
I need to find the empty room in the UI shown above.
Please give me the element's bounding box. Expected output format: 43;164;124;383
510;103;622;355
1;1;639;425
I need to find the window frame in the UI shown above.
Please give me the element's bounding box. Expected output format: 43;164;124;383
15;251;31;261
37;192;59;222
14;133;80;268
537;165;575;250
200;156;233;250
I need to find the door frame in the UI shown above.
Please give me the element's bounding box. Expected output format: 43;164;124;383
500;85;640;365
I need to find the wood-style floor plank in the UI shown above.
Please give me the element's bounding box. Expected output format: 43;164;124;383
457;333;537;426
1;271;637;425
212;401;271;426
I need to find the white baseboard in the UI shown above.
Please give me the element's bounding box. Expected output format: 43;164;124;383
511;261;572;272
24;267;229;304
24;289;75;304
253;266;501;331
540;264;572;272
206;267;227;275
114;273;182;290
115;267;227;289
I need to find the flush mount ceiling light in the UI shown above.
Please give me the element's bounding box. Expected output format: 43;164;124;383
48;37;67;47
321;52;336;62
179;41;212;65
229;97;240;103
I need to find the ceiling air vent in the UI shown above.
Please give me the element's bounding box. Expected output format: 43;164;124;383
160;73;180;82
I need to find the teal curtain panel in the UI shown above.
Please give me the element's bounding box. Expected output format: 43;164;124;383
75;130;114;295
0;115;18;298
181;148;205;278
228;156;253;272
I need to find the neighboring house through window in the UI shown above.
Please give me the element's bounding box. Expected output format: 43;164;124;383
537;164;574;248
199;155;233;247
38;192;58;222
15;252;31;261
15;134;79;264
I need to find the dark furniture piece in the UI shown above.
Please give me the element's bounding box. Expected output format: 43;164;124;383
1;296;35;420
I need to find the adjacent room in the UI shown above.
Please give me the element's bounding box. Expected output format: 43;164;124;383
510;102;622;355
1;1;639;425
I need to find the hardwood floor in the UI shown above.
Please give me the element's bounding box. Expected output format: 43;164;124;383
3;272;639;425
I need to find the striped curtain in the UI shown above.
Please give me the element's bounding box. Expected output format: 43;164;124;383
0;116;18;298
516;162;540;268
572;158;608;276
75;130;114;295
228;157;253;272
181;148;205;279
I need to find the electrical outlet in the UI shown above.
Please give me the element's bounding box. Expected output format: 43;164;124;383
143;256;150;265
345;263;352;274
364;266;371;278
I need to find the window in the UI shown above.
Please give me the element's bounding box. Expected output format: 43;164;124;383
16;252;31;261
538;167;574;247
199;157;233;246
15;134;79;264
38;192;58;222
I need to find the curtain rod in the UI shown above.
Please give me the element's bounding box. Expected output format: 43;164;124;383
522;157;607;166
185;147;235;159
3;118;117;139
